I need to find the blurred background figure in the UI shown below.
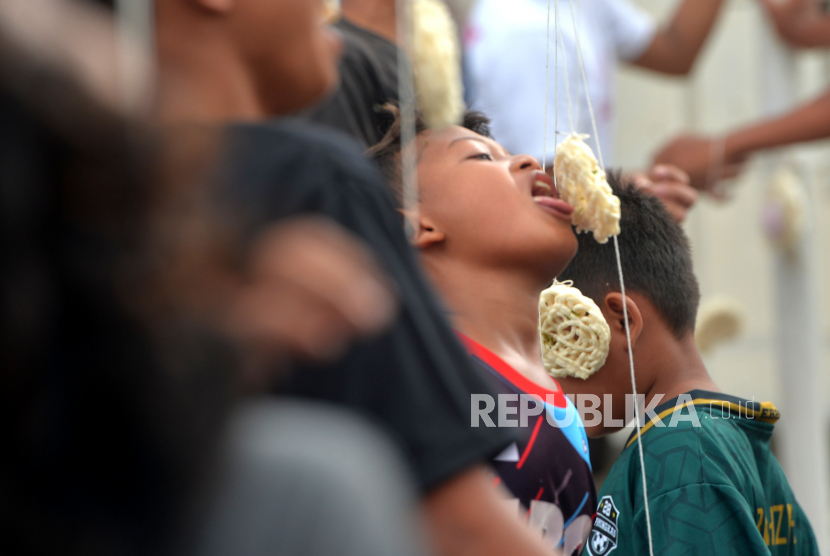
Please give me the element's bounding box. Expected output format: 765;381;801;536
155;1;564;555
758;0;830;49
1;1;426;555
463;0;724;161
302;0;402;147
463;0;715;222
654;0;830;192
654;86;830;192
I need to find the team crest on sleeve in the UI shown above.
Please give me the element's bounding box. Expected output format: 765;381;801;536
587;496;619;556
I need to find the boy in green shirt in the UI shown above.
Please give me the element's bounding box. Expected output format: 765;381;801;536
556;177;818;555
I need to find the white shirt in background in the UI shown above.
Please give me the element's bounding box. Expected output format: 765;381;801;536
464;0;656;166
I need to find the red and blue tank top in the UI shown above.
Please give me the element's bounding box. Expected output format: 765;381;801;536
459;333;597;555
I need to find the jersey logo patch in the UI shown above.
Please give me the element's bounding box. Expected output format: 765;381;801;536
587;496;619;556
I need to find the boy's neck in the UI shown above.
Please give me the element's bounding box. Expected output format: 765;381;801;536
640;330;718;407
156;28;264;125
426;258;558;389
341;0;397;43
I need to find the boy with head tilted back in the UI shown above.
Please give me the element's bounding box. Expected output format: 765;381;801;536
555;179;817;555
371;108;597;554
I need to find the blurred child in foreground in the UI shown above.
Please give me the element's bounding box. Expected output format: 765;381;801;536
155;1;563;555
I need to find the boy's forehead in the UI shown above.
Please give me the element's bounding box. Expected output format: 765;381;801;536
419;125;501;160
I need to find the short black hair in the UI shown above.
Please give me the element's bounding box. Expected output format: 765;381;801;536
557;175;700;337
367;103;492;208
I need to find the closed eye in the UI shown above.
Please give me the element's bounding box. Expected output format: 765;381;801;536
468;153;493;161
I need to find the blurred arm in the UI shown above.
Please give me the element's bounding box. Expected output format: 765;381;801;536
725;86;830;157
652;87;830;191
627;164;698;223
632;0;726;75
757;0;830;48
226;217;397;389
423;466;558;556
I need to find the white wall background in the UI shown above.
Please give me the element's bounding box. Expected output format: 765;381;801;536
615;0;830;548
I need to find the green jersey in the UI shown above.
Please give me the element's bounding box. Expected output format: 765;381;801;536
585;390;818;556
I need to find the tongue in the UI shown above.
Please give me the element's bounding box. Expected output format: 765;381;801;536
534;196;574;215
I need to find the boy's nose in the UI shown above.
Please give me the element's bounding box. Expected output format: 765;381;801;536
510;154;542;173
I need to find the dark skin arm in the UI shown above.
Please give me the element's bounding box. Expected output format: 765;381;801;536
423;466;558;556
653;87;830;191
224;217;397;389
632;0;727;75
757;0;830;48
626;164;698;223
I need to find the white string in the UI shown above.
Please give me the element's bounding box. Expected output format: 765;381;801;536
562;0;655;554
613;235;655;556
395;0;419;239
707;136;727;197
553;0;559;192
566;0;603;169
557;14;575;135
115;0;154;117
542;0;552;174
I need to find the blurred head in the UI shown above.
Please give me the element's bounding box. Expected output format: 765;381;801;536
157;0;342;115
555;177;700;436
370;107;578;279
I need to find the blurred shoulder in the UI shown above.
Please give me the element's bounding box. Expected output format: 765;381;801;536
222;119;385;189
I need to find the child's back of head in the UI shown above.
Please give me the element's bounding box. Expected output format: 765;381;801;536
555;174;710;439
558;173;700;339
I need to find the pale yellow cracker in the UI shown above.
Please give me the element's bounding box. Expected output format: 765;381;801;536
411;0;464;129
539;280;610;380
553;134;620;244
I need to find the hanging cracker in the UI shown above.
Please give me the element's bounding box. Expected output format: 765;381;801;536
554;134;621;244
411;0;464;129
539;280;610;380
320;0;339;24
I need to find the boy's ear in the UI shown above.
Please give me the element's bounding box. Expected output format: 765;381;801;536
400;209;445;249
191;0;234;15
603;292;643;349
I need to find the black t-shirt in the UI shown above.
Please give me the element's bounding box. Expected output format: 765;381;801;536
218;120;515;492
1;85;229;555
302;18;400;148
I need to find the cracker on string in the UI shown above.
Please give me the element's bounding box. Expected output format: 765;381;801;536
554;133;620;244
411;0;464;129
539;280;610;380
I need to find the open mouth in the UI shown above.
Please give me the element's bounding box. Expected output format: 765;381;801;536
531;171;574;220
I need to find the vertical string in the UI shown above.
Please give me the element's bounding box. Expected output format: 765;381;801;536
613;235;655;556
553;0;559;191
566;0;603;168
115;0;154;117
563;1;654;555
707;136;727;197
542;0;552;174
557;14;575;135
396;0;419;239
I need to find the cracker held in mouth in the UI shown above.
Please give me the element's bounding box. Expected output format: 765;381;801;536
539;280;610;380
553;134;621;244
